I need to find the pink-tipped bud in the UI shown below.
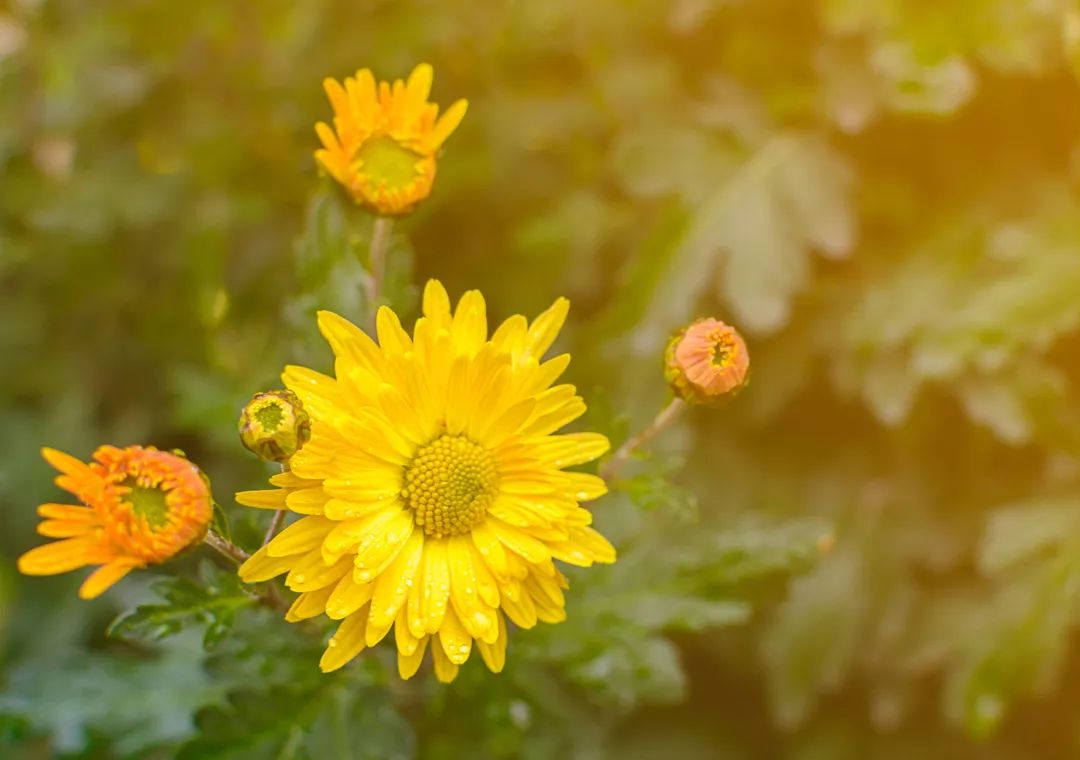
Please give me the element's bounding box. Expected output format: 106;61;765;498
664;318;750;405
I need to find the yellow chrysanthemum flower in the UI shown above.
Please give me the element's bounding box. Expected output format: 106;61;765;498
314;63;468;216
237;281;615;683
18;446;213;599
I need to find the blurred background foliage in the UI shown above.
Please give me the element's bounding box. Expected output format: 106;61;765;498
3;0;1080;757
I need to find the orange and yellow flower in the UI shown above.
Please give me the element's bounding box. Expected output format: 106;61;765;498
314;63;467;215
237;280;615;682
664;318;750;404
18;446;213;599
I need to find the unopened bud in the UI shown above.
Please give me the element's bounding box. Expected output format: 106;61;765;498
664;318;749;405
239;390;311;463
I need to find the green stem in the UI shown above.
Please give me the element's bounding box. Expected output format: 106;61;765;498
262;462;291;546
600;397;685;483
365;216;394;330
203;530;250;564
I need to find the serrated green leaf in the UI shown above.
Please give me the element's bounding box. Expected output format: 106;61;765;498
108;562;253;650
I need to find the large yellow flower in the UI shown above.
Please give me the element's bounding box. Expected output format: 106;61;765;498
238;281;615;682
19;446;213;599
314;63;467;215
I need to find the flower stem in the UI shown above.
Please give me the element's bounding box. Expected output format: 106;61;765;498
601;397;685;483
262;463;290;546
365;216;394;330
203;530;250;565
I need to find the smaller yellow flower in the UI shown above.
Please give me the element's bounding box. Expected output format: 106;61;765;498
315;63;468;215
664;318;750;404
18;446;213;599
239;389;311;463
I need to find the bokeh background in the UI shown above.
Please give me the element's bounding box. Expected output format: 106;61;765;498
4;0;1080;757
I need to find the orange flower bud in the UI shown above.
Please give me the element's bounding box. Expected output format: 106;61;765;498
664;318;749;405
18;445;213;599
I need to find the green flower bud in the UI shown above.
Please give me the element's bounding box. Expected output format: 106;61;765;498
238;390;311;463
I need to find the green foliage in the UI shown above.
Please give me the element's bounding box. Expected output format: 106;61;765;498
0;630;227;756
107;561;254;650
4;0;1080;757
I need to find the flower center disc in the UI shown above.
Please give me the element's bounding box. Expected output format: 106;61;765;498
121;476;172;530
709;331;737;367
355;135;423;190
402;435;497;538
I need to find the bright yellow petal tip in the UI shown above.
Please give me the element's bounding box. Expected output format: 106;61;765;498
314;63;466;216
236;280;615;681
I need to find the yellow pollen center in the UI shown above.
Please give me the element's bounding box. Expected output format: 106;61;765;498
709;332;737;367
402;435;497;538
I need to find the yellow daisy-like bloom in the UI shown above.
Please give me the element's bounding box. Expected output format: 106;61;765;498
237;280;615;683
314;63;468;216
18;446;213;599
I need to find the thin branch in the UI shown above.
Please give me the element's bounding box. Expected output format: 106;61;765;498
262;462;291;546
600;397;685;483
263;509;287;546
202;530;250;565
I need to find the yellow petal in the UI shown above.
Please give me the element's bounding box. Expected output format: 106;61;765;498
235;489;288;510
525;297;569;359
317;310;383;375
319;608;369;672
470;521;511;580
523;353;571;395
326;572;375;620
476;613;508;673
520;398;586;437
285;487;330;515
420;537;450;635
37;503;96;522
407;62;433;103
491;314;527;356
486;519;552;565
422;279;453;328
500;582;537;629
451;290;487;355
430;634;461;683
430;99;468;149
285;551;353;592
266;516;334;558
286;585;334;622
238;545;295;582
19;538;98;575
437;605;473;665
376;306;412;356
38;520;93;538
78;561;138;599
365;530;424;645
398;635;429;680
447;536;497;641
41;447;92;477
